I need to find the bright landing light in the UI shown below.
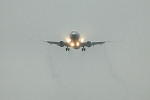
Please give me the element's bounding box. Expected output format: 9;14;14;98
80;38;84;43
76;42;80;46
66;38;71;43
71;43;74;46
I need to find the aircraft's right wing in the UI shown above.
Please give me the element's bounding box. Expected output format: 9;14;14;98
45;40;70;47
46;41;59;45
30;39;69;47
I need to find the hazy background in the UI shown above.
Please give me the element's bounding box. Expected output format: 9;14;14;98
0;0;150;100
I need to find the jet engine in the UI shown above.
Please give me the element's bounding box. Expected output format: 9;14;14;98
59;41;65;47
86;41;92;47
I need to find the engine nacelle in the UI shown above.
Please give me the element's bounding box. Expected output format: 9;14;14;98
58;41;65;47
86;41;92;47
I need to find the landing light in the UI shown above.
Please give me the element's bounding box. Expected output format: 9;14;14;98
66;38;71;43
71;43;74;46
76;42;80;46
80;38;84;43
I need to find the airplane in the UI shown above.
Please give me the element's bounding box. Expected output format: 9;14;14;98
42;31;113;51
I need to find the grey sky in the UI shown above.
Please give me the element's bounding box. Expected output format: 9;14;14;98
0;0;150;100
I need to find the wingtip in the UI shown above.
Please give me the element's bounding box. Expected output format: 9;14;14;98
28;39;48;43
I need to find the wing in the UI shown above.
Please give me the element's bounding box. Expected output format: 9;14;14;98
33;40;60;45
81;41;115;47
92;41;117;46
92;42;105;45
46;41;70;47
46;41;59;45
29;39;69;47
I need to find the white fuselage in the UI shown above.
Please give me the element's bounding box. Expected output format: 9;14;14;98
69;31;81;49
70;31;80;41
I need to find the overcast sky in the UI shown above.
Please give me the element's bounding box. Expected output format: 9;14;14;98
0;0;150;100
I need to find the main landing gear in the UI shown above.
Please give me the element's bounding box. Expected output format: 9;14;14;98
66;47;86;51
66;47;70;51
82;47;86;51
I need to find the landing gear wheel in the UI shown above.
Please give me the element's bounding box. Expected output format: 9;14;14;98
66;48;70;51
68;48;70;51
82;48;86;51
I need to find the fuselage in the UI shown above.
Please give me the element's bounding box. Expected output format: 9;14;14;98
69;31;81;49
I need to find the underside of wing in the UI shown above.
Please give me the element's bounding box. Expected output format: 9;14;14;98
92;41;116;46
46;41;70;47
92;42;105;45
46;41;59;45
80;41;105;47
81;41;115;47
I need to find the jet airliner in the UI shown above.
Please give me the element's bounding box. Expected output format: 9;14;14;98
43;31;111;51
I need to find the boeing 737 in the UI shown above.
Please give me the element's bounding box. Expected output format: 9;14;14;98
42;31;112;51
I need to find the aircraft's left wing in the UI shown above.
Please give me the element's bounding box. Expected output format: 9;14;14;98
92;40;119;46
92;42;105;45
81;41;115;47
